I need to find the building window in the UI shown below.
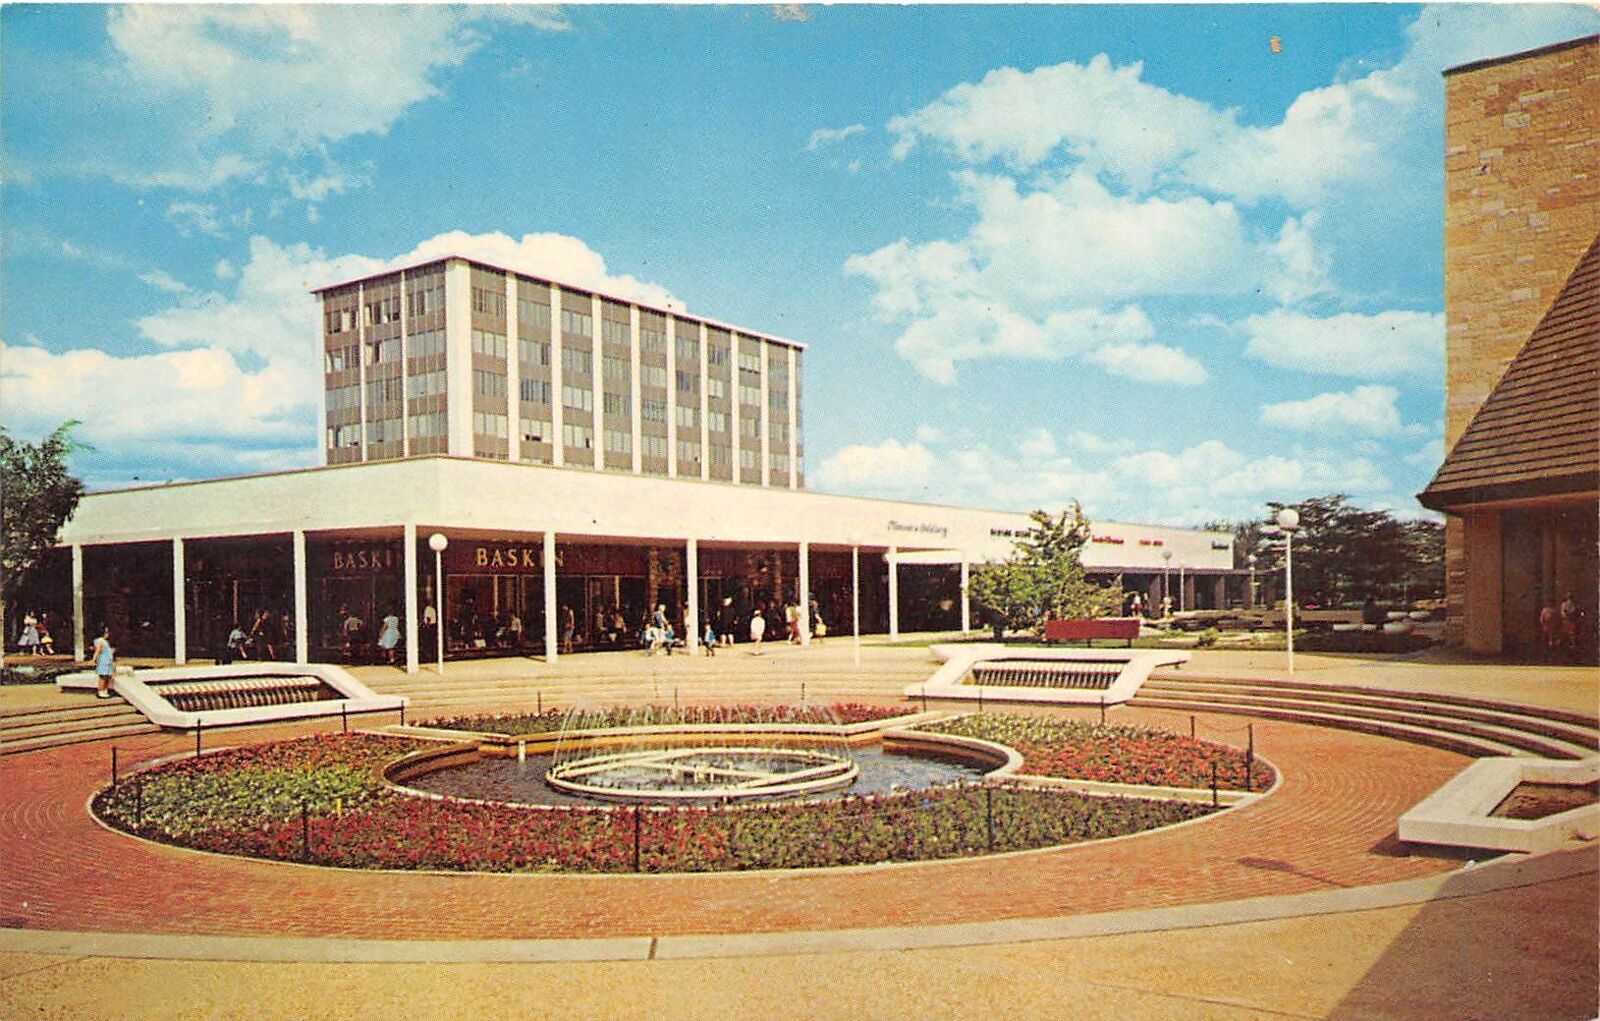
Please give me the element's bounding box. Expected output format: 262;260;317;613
367;339;401;365
473;370;507;399
640;326;666;354
676;337;699;363
366;417;403;443
603;391;629;417
770;387;788;410
602;355;630;383
562;384;593;413
709;444;731;471
472;329;507;358
740;448;760;470
472;286;506;318
326;383;361;413
638;364;667;389
770;421;788;443
519;338;550;366
410;329;446;359
604;429;632;453
677;439;701;465
473;411;509;438
641;400;667;424
640;434;668;458
561;347;592;376
517;298;551;329
676;405;696;429
366;375;403;405
740;415;759;438
327;424;362;448
408;411;445;438
706;377;726;400
739;385;762;408
706;345;729;367
519;378;552;405
601;319;630;346
739;350;761;373
675;369;698;394
365;296;401;325
407;281;443;319
560;308;593;338
771;453;789;473
562;422;594;450
707;410;727;433
520;418;552;444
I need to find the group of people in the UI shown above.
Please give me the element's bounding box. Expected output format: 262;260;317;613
14;610;58;656
333;605;403;665
219;608;288;664
1538;593;1589;658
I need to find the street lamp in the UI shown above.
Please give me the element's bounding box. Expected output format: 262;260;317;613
1161;549;1173;618
427;532;448;674
1247;553;1258;609
1276;508;1300;674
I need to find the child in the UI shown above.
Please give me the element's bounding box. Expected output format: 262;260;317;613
703;621;717;656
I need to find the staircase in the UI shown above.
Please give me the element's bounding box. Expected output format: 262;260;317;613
1132;675;1599;760
0;697;160;756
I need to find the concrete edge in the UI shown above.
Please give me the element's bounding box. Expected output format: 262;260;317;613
2;846;1590;965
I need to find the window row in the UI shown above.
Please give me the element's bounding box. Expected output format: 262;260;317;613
560;308;593;338
707;410;727;434
741;415;760;439
676;369;698;394
472;286;507;318
676;405;696;429
409;411;446;438
366;295;401;326
367;376;403;406
408;280;443;320
739;384;762;407
740;448;761;470
409;370;445;400
604;429;631;454
676;337;699;363
771;453;790;473
367;417;403;444
325;344;360;373
706;345;729;367
640;326;666;354
678;440;700;464
520;418;552;444
738;350;761;372
603;391;629;417
517;298;551;330
472;329;507;359
640;434;668;458
639;364;667;389
641;400;667;424
602;355;630;383
328;424;361;448
473;411;509;438
325;308;357;334
411;328;446;359
368;338;402;365
562;385;592;413
520;338;550;367
327;384;361;413
562;347;592;376
563;423;594;450
707;377;726;400
520;378;552;405
601;318;629;347
474;369;507;399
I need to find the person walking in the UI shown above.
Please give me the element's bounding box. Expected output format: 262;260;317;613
749;603;767;652
18;611;39;656
91;626;115;699
377;609;401;665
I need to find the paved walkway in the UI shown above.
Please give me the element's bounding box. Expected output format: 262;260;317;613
2;640;1595;1018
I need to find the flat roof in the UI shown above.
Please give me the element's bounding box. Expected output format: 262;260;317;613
312;254;806;351
1443;33;1597;77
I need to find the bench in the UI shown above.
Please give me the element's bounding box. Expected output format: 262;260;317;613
1041;617;1142;647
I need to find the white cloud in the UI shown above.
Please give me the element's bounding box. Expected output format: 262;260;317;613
813;439;936;493
284;160;370;203
1017;428;1057;459
214;259;238;280
1242;309;1444;378
806;124;866;150
1407;437;1446;468
1259;385;1403;436
166;201;226;238
138;270;189;295
1084;343;1207;386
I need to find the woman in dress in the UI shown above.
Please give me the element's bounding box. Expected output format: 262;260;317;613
91;626;115;699
377;610;402;665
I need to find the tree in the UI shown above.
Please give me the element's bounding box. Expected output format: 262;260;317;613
1;422;86;658
968;504;1121;640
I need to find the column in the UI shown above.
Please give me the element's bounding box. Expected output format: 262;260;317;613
960;558;971;632
71;544;85;660
591;294;604;471
171;538;187;664
698;323;710;481
293;530;309;663
665;316;678;476
851;544;861;667
403;523;419;674
787;346;798;489
505;275;521;463
685;538;700;654
543;531;558;663
443;260;474;456
399;270;410;457
629;305;642;474
356;280;369;457
887;546;900;643
729;333;741;486
759;340;770;487
797;540;810;646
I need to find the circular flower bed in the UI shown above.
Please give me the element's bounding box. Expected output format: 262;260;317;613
921;716;1274;792
92;708;1243;872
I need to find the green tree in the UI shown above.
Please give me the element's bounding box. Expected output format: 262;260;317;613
1;422;86;656
1238;495;1444;606
968;504;1121;640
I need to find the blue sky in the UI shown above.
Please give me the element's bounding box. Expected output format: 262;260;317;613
3;3;1596;524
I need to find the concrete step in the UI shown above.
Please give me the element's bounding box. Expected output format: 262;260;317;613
0;709;153;744
1128;696;1534;760
0;721;162;757
0;702;144;731
1142;681;1600;753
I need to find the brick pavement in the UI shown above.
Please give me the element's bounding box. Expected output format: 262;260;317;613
0;705;1473;942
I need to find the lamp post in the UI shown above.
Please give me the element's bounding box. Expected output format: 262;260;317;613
1276;509;1300;674
1161;549;1173;618
427;532;448;674
1247;553;1258;609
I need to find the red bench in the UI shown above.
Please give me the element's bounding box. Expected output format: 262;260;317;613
1041;617;1142;647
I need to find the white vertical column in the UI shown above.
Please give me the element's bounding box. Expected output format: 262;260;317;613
549;284;564;467
759;341;770;487
356;281;369;458
71;544;85;660
171;537;187;664
787;346;798;489
665;316;678;476
403;523;419;674
698;323;710;481
399;270;410;457
960;557;971;633
798;540;810;646
505;275;521;463
543;531;558;664
729;333;741;486
887;545;900;643
629;305;642;474
685;538;700;654
293;530;308;663
851;544;861;668
591;294;604;471
443;260;474;457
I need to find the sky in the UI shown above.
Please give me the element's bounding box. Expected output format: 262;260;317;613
3;3;1597;526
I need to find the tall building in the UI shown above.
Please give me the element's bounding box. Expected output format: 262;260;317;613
1421;35;1599;657
316;257;804;489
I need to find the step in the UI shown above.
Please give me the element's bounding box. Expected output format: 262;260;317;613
1153;673;1600;729
1131;689;1594;759
0;703;143;731
1127;696;1527;759
0;710;153;744
1142;681;1600;751
0;722;162;757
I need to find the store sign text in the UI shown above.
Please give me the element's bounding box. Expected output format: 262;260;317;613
888;520;949;538
331;547;399;572
475;545;542;570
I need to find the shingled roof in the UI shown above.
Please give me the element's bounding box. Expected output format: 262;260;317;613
1420;231;1600;511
